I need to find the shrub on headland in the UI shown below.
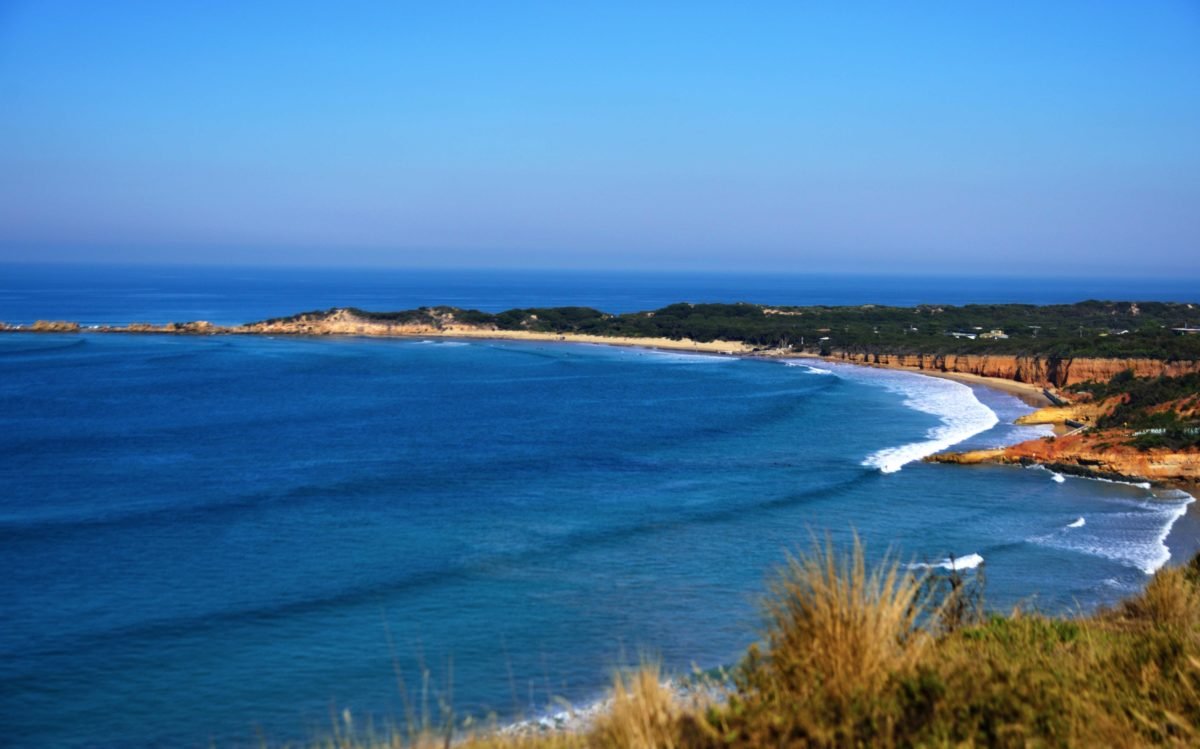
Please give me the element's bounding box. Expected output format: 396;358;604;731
308;541;1200;748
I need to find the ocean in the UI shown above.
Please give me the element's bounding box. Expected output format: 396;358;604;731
1;265;1196;747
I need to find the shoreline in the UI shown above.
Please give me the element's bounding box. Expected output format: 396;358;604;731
437;330;1056;410
778;349;1052;408
6;322;1190;487
3;322;1055;406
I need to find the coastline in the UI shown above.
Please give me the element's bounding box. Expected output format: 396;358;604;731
779;350;1052;408
2;320;1053;406
6;320;1193;488
423;330;1050;407
407;327;756;356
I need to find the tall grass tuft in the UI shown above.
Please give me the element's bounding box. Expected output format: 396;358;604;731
716;534;928;745
1122;564;1200;633
297;543;1200;748
591;664;684;749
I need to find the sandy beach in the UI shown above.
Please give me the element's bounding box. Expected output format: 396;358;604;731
416;328;757;355
724;346;1051;407
399;328;1054;407
900;370;1051;408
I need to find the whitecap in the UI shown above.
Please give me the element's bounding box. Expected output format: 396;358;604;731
782;361;835;375
857;373;999;473
909;552;984;571
1067;517;1086;528
1084;476;1153;490
1025;464;1065;483
1029;491;1194;575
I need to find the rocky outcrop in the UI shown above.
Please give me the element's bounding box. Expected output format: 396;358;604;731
30;320;81;332
162;321;217;333
827;351;1200;388
1014;398;1121;427
929;433;1200;485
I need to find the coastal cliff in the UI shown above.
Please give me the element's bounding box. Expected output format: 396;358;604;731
930;372;1200;486
926;432;1200;484
928;433;1200;485
825;351;1200;388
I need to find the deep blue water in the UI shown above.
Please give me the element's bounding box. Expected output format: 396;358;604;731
1;267;1197;748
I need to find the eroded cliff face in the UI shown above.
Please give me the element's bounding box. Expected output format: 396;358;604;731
929;433;1200;485
1014;398;1121;426
827;351;1200;388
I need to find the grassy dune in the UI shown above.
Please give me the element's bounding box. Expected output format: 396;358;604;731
312;540;1200;748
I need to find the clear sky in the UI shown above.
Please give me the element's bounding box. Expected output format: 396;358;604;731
1;1;1197;273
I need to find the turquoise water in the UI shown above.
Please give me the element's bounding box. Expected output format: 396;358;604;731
1;331;1194;747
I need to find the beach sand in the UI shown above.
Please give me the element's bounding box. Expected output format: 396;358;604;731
910;370;1052;408
410;329;1055;407
428;328;756;355
775;350;1052;407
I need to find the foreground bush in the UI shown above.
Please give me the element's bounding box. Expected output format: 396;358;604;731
314;542;1200;748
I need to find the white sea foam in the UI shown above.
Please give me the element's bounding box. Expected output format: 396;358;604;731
855;371;999;473
1025;464;1066;483
1030;491;1194;575
1084;476;1153;490
782;361;835;375
909;553;985;571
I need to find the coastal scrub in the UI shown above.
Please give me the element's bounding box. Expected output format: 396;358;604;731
310;543;1200;748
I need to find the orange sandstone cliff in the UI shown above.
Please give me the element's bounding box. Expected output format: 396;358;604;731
826;351;1200;388
928;431;1200;486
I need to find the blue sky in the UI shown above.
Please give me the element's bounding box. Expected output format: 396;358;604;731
1;1;1197;273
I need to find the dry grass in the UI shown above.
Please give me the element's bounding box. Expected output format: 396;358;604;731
1120;564;1200;633
301;540;1200;749
763;536;928;699
708;535;928;746
590;665;686;749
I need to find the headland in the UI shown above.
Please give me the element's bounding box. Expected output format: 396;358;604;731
5;300;1199;486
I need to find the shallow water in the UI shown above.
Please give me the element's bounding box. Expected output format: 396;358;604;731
0;333;1192;747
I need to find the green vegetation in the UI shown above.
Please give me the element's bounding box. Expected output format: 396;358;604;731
1069;371;1200;450
493;300;1200;358
305;541;1200;748
278;300;1200;360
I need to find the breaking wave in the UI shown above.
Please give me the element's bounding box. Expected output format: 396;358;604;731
909;553;985;571
783;361;835;375
1026;464;1068;483
1030;490;1194;575
857;371;999;473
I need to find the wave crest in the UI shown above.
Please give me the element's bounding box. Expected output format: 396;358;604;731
783;361;835;375
859;374;999;473
908;553;984;571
